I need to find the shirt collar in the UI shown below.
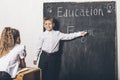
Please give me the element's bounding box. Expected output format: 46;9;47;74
45;30;54;33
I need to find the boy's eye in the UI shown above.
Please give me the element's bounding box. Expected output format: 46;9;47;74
45;23;48;25
45;23;51;25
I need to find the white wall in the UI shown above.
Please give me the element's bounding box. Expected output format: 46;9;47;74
0;0;120;79
0;0;43;67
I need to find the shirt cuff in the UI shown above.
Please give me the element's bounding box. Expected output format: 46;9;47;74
33;57;38;61
75;32;81;37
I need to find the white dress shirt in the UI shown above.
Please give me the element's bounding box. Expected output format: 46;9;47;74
34;30;82;61
0;44;26;78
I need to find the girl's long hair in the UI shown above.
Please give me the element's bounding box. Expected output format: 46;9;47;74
0;27;21;58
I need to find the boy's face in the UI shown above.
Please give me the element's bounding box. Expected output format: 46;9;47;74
44;20;54;31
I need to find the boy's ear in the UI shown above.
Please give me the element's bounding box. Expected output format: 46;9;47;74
53;23;55;27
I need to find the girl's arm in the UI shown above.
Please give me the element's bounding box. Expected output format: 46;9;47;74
19;45;26;68
19;58;26;68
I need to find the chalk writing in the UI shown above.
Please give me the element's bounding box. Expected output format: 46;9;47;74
57;7;104;17
67;26;75;33
81;37;87;43
106;3;115;13
87;29;94;36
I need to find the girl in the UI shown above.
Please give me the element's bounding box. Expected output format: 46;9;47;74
0;27;26;80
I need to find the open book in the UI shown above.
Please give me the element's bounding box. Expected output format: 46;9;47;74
16;67;30;74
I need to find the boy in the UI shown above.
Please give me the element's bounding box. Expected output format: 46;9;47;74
33;17;87;80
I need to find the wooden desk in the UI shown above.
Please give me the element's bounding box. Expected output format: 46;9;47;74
13;67;40;80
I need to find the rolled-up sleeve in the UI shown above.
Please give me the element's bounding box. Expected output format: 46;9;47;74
19;45;26;59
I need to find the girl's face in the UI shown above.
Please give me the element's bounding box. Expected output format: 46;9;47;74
44;20;54;31
16;37;21;44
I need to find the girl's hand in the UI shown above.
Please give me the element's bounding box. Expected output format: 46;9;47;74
33;60;37;65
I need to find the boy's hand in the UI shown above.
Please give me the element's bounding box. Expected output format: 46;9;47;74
33;60;37;65
80;31;87;36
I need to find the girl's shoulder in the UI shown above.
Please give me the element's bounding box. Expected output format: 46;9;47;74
14;44;25;50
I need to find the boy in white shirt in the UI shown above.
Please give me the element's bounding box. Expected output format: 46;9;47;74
33;17;87;80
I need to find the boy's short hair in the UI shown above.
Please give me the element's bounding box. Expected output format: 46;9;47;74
43;17;54;23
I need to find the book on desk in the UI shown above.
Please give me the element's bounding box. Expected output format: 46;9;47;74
13;67;40;80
